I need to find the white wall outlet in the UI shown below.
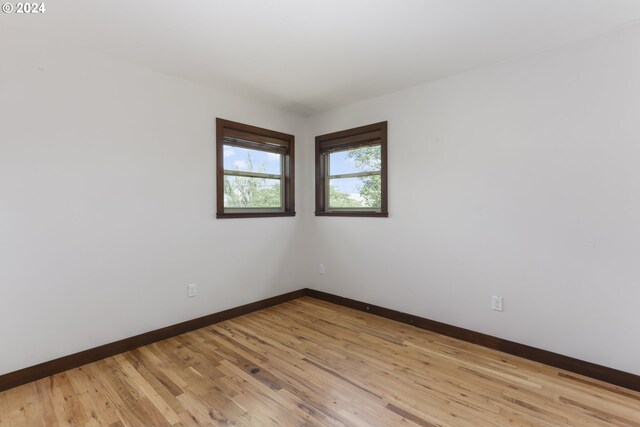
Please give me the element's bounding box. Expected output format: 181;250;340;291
491;295;503;312
319;264;326;274
187;283;197;297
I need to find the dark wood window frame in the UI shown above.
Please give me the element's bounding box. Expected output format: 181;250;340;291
216;118;295;219
315;121;388;217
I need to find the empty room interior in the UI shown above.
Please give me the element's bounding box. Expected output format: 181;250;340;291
2;1;640;426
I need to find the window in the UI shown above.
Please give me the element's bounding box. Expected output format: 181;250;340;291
216;118;295;218
315;122;388;217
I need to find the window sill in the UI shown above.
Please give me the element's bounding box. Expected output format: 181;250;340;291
217;212;296;219
315;211;388;217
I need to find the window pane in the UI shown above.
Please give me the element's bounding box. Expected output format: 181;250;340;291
223;145;281;175
329;145;381;176
224;175;282;208
329;176;381;208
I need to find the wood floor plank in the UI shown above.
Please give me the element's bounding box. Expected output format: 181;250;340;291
1;297;639;426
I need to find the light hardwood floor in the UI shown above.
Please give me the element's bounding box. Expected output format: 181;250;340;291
1;297;639;426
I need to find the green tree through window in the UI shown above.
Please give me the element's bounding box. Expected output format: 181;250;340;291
315;121;387;217
327;145;382;208
346;145;381;208
217;118;294;218
224;153;282;208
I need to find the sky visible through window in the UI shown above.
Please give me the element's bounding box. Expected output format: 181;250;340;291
329;146;381;207
223;146;372;192
329;150;364;198
223;146;283;208
223;144;380;209
330;150;379;175
223;146;281;174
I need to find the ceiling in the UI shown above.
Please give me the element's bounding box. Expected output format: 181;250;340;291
3;0;640;115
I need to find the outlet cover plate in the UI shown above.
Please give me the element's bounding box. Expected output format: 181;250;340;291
188;284;197;297
491;295;503;311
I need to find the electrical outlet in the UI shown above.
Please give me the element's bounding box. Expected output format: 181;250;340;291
491;295;503;312
187;284;197;297
319;264;326;274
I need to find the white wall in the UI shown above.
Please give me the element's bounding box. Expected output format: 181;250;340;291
307;24;640;375
0;24;310;375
